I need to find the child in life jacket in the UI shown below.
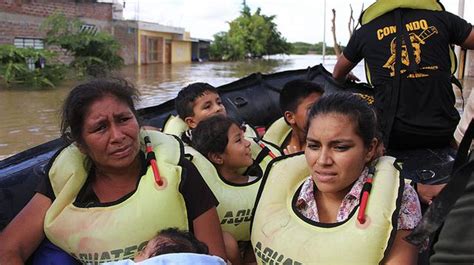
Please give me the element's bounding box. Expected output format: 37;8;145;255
172;82;279;176
191;115;260;265
263;79;324;154
105;228;226;265
175;82;227;131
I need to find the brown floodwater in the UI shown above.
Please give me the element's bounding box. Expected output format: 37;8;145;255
0;54;471;159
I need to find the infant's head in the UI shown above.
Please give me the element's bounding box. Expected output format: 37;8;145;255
134;228;209;262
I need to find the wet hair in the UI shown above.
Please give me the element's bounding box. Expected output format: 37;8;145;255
280;79;324;114
306;93;377;147
175;82;219;119
150;228;209;256
191;115;240;158
60;78;140;146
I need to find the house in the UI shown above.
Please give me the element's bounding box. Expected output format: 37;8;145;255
191;38;211;62
0;0;202;65
113;20;193;65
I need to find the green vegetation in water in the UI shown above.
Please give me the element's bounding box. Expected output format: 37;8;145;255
210;3;291;61
290;42;345;55
0;45;66;88
41;13;123;78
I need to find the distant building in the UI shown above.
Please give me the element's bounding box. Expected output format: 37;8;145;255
191;38;211;62
113;20;193;65
0;0;205;66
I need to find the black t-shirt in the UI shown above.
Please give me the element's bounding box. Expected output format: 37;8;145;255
36;151;218;231
344;9;472;138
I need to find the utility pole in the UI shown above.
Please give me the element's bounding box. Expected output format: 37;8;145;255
322;0;326;64
136;0;140;21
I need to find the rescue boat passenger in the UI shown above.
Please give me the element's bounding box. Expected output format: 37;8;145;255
263;79;323;154
0;79;227;264
191;115;259;265
169;82;261;141
172;82;279;186
105;228;226;265
252;93;422;264
175;82;226;130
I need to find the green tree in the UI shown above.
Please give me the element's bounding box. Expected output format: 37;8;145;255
210;3;290;61
41;13;123;77
209;32;233;61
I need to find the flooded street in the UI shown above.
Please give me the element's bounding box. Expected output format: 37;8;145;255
0;54;471;159
0;54;343;159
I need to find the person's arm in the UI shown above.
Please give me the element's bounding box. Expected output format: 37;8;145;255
383;181;420;264
416;183;447;205
0;193;51;264
192;207;227;260
332;53;358;82
384;230;418;265
178;158;227;260
460;27;474;49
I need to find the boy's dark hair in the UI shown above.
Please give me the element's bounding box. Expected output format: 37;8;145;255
279;79;324;114
151;228;209;256
191;115;240;158
175;82;219;119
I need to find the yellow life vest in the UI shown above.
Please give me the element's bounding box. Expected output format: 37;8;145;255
184;145;260;241
163;115;279;175
360;0;443;25
251;155;402;264
162;115;259;138
262;117;292;150
44;131;188;263
359;0;457;83
248;137;282;175
162;114;189;138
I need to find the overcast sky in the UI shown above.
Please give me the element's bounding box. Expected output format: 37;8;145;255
122;0;473;45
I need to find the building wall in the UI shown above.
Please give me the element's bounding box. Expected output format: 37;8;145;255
0;1;113;64
0;1;113;45
0;12;43;45
139;31;174;41
171;41;191;63
113;22;138;65
0;0;112;20
138;30;173;65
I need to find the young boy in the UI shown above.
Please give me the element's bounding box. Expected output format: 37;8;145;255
263;79;324;154
175;82;226;129
162;82;235;139
165;81;265;149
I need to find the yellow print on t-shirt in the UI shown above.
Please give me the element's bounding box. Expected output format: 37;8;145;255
381;23;439;77
376;19;429;40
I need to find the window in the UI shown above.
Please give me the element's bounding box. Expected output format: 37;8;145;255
14;38;44;49
148;38;159;62
80;24;97;35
